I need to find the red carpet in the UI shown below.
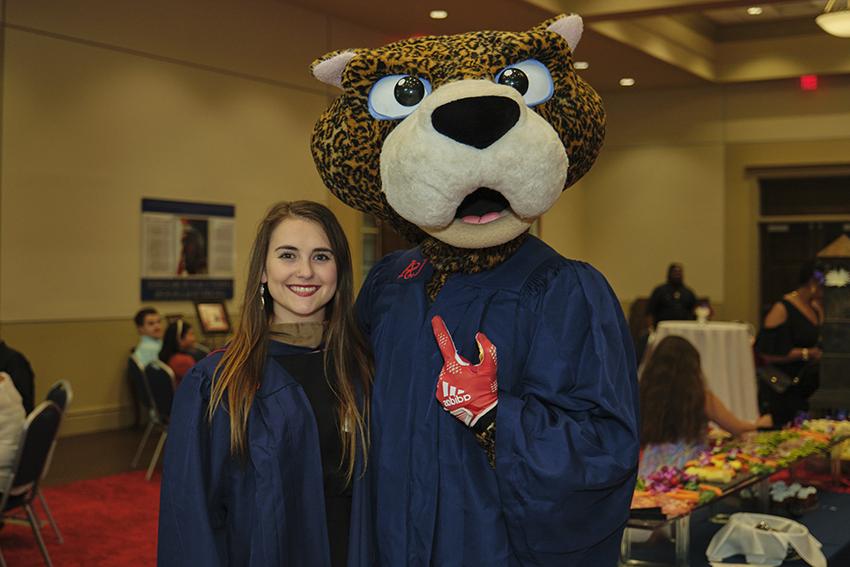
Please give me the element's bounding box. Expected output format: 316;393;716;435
0;471;159;566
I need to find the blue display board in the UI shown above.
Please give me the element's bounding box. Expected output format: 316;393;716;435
140;198;235;301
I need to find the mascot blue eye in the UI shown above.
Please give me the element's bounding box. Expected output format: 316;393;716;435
495;59;553;107
368;75;432;120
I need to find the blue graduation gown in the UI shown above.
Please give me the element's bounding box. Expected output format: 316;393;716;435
158;341;332;567
350;236;640;566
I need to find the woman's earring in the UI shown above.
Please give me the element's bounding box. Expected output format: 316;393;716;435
260;283;266;309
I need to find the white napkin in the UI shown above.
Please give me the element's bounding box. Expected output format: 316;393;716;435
706;513;826;567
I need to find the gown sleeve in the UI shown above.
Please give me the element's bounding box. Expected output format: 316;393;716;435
495;261;640;563
157;361;230;566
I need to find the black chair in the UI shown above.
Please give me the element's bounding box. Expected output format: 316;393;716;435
0;401;63;567
44;381;72;414
34;380;73;544
140;361;175;480
127;353;149;428
129;356;155;469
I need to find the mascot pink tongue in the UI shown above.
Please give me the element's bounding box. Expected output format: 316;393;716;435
462;211;505;225
311;14;639;566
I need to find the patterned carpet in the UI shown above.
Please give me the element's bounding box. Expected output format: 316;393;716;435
0;470;159;566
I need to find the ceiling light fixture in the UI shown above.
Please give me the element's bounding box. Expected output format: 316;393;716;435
619;77;636;87
429;10;448;20
816;0;850;37
747;6;763;16
574;61;590;70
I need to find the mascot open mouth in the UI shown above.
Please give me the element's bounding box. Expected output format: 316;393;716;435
456;188;510;225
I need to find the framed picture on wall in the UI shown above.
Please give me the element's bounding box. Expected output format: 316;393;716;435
141;198;236;301
194;301;231;335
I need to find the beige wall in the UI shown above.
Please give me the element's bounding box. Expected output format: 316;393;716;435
543;85;727;307
0;0;386;436
541;75;850;324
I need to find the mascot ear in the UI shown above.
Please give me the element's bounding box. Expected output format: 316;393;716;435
311;50;357;89
546;14;583;52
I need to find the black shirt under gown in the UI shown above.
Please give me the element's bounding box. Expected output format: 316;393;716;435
274;350;351;567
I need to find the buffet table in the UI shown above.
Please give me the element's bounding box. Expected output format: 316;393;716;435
653;321;759;422
625;421;850;566
625;490;850;567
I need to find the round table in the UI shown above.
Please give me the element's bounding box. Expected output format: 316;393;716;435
652;321;759;422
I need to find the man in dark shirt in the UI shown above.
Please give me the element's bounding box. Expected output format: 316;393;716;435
0;340;35;414
646;263;698;328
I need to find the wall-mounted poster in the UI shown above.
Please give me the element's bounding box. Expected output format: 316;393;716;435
141;198;235;301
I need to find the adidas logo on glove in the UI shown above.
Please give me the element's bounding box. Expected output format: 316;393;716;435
441;382;472;407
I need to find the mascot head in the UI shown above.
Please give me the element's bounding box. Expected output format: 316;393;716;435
311;14;604;251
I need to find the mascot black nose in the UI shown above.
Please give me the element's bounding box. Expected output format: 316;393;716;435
431;96;520;149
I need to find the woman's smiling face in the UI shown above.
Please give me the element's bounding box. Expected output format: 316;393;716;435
262;217;338;324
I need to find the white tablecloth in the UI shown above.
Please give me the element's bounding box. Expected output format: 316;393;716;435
652;321;759;422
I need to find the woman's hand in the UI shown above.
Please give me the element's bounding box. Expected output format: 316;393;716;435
795;347;822;362
756;414;773;429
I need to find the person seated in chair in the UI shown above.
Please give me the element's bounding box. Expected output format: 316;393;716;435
133;308;163;367
0;372;26;488
0;338;35;414
159;320;197;384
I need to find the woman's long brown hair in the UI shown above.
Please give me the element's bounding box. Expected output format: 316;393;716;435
208;201;372;483
639;335;707;446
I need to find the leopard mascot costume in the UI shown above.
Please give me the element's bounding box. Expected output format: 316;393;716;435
312;15;639;566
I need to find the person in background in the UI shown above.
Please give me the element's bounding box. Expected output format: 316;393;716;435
0;372;26;488
158;201;372;567
0;339;35;414
755;261;824;427
158;320;197;384
133;308;163;367
639;336;772;477
646;263;699;328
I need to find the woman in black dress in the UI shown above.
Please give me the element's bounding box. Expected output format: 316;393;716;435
755;261;824;426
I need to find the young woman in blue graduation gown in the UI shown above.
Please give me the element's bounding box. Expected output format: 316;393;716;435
158;201;372;567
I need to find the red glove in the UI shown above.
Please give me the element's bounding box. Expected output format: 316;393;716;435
431;315;498;428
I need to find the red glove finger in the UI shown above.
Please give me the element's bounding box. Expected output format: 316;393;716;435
431;315;470;366
474;332;497;374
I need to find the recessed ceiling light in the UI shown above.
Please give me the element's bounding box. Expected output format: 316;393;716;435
747;6;763;16
619;77;636;87
574;61;590;70
430;10;448;19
